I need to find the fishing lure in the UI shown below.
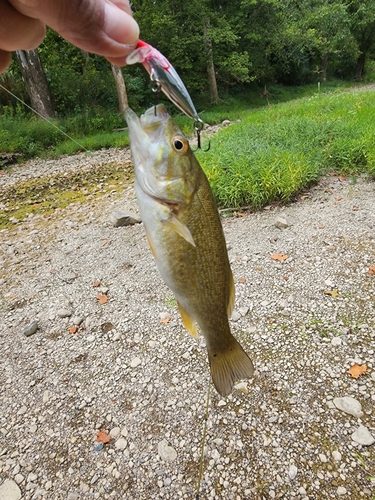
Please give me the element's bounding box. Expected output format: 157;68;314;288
126;40;208;151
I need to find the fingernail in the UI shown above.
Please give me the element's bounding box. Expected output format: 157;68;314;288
104;3;139;45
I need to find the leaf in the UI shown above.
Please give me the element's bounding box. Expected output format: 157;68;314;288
69;325;78;334
368;266;375;275
336;197;342;201
96;430;111;444
318;225;325;229
347;364;367;379
324;289;339;298
93;280;101;287
271;253;288;262
239;277;246;284
97;294;108;305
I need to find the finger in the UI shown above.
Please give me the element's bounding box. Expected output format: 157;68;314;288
9;0;139;58
0;0;46;51
0;49;12;73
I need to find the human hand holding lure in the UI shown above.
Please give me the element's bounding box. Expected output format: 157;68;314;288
126;40;209;150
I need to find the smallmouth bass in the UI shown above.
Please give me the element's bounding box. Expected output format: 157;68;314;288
125;104;254;396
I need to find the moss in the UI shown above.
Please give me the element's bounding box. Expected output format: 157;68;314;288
0;162;134;229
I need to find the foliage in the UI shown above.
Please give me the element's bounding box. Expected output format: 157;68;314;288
198;88;375;208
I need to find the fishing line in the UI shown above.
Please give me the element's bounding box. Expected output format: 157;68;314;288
195;380;211;500
0;84;89;152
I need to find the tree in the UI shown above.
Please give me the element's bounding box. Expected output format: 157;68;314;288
15;49;54;118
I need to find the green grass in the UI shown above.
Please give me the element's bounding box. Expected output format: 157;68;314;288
197;87;375;208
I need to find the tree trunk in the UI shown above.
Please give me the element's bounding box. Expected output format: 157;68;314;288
15;49;54;118
321;52;328;82
355;52;366;81
111;64;128;114
203;19;220;103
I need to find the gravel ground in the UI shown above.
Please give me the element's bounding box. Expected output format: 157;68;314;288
0;149;374;500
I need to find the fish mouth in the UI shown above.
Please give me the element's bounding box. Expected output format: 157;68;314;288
125;104;169;140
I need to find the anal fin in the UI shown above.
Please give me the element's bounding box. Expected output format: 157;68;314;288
178;302;198;337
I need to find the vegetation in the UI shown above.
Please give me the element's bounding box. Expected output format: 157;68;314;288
198;87;375;207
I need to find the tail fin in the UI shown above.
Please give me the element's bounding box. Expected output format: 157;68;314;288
208;338;254;397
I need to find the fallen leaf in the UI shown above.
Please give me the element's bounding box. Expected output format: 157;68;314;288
347;363;367;379
336;197;342;201
283;276;289;281
96;430;111;444
324;289;339;298
93;280;101;287
239;277;246;284
234;212;246;217
69;326;78;334
352;206;359;211
97;294;108;305
271;253;288;262
368;266;375;275
300;195;309;200
160;317;171;324
318;225;325;229
338;175;346;181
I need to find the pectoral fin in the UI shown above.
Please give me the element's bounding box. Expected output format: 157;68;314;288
178;302;198;337
164;214;196;247
145;229;157;258
227;269;235;317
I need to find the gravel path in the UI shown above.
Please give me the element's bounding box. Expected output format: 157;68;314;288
0;149;374;500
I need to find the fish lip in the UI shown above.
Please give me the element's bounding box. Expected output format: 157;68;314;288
125;104;169;137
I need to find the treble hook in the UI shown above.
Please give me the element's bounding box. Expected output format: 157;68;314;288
192;118;210;152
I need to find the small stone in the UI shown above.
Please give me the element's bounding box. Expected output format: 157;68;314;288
158;440;177;462
130;358;141;368
234;381;248;394
319;454;328;463
42;390;50;403
112;331;122;341
222;120;231;126
110;210;141;227
231;311;241;322
110;427;121;439
288;464;298;480
22;321;38;337
332;450;342;461
14;474;24;485
63;272;77;282
114;438;128;450
67;491;79;499
239;307;249;317
274;216;289;229
331;336;342;346
72;316;83;326
337;486;347;496
57;308;72;318
159;311;171;321
351;426;375;446
217;400;226;407
0;479;22;500
333;396;363;417
94;443;103;452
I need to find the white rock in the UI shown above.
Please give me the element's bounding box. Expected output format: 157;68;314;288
333;396;363;417
14;474;24;485
332;450;342;461
43;390;50;403
337;486;347;496
57;308;72;318
351;426;375;446
114;438;128;450
319;454;328;463
331;337;342;346
158;440;177;462
288;464;298;480
109;427;121;439
234;381;248;394
72;316;83;326
239;307;249;317
0;479;22;500
130;357;141;368
110;210;141;227
231;311;241;322
86;335;95;342
274;217;289;229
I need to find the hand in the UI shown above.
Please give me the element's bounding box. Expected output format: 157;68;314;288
0;0;139;73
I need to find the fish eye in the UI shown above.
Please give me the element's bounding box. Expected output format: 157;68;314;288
171;136;189;154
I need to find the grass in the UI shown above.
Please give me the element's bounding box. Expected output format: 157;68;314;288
197;87;375;208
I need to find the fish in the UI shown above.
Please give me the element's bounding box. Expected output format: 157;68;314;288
125;104;254;396
126;40;200;122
